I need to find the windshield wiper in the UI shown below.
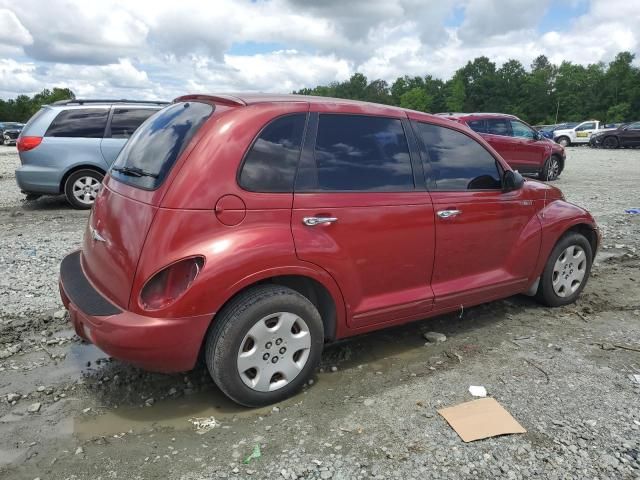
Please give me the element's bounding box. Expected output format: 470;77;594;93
112;166;158;178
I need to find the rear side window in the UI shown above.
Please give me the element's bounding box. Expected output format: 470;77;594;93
466;120;487;133
415;122;501;191
239;114;306;192
298;114;413;191
45;108;109;138
111;102;213;190
486;118;512;137
109;108;158;139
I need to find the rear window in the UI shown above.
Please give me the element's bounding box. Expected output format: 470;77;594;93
110;102;213;190
45;108;109;138
109;108;159;139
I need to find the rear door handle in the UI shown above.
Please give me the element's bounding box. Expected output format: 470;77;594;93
437;209;461;219
303;216;338;226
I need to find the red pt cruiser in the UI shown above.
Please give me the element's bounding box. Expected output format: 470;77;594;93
59;94;599;406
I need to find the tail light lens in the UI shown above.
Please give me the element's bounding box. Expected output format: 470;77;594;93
140;257;204;310
17;136;42;152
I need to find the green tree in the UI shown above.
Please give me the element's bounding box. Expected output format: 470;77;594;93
0;87;75;122
399;87;431;112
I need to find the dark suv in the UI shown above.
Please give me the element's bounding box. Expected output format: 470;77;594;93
439;113;566;181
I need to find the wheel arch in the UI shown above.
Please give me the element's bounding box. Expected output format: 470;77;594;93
59;164;106;193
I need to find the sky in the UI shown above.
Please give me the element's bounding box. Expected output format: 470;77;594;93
0;0;638;101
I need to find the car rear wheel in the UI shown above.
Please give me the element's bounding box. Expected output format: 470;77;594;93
540;156;561;181
556;136;570;147
603;136;619;149
64;169;104;209
535;232;592;307
205;284;324;407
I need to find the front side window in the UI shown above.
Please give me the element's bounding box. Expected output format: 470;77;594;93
415;122;502;191
576;122;596;131
486;118;512;137
45;108;109;138
298;114;413;191
111;102;213;190
510;120;535;139
239;114;306;192
625;122;640;130
110;108;159;139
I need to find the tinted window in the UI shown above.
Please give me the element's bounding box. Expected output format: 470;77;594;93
415;122;502;191
467;120;487;133
45;108;108;138
239;114;306;192
486;118;512;136
111;102;213;190
110;108;158;139
510;119;535;139
299;114;413;191
626;122;640;130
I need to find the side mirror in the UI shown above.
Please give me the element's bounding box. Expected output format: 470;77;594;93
503;170;525;192
533;131;541;141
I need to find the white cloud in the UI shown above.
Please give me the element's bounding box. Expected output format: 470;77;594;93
0;8;32;46
0;0;638;100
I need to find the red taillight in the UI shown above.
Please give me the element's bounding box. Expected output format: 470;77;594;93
17;136;42;152
140;257;204;310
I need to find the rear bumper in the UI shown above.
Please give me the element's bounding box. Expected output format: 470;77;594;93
59;251;212;373
15;164;62;194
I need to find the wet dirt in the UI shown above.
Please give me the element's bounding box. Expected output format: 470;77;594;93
1;146;640;479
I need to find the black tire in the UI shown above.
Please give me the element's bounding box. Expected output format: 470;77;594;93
539;155;561;181
535;232;592;307
63;169;104;209
205;284;324;407
603;136;619;149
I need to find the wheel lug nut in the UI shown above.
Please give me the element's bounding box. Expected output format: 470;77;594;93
279;347;286;354
275;338;283;345
271;356;279;363
263;353;270;360
265;342;272;349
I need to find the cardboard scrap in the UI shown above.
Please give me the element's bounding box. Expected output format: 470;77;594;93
437;397;526;442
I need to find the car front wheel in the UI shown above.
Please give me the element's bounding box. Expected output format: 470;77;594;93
556;136;570;147
536;232;592;307
205;285;324;407
540;156;561;181
64;169;104;209
603;136;619;149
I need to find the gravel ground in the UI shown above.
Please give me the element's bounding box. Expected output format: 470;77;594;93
0;145;639;480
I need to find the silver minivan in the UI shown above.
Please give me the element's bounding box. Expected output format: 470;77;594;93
15;99;167;208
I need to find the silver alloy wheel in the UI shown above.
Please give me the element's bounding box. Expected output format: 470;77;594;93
72;176;101;205
547;158;560;180
552;245;587;297
237;312;311;392
558;137;569;147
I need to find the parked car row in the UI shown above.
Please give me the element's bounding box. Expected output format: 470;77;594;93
55;93;600;406
15;99;167;208
437;112;566;180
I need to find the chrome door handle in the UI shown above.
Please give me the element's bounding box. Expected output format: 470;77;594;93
437;209;461;219
303;216;338;226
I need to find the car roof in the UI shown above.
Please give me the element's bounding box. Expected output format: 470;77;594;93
435;112;519;121
46;99;168;110
174;93;445;119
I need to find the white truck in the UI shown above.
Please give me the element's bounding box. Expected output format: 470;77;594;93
553;120;615;147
